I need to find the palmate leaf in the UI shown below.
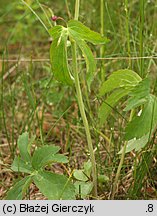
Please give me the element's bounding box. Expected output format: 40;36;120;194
99;69;142;97
49;26;74;85
32;145;61;170
6;176;32;200
68;20;109;89
33;171;75;200
49;20;109;87
125;95;157;140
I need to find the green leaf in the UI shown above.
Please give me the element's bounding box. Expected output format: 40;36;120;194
73;169;88;182
76;38;96;89
119;133;150;154
124;78;150;111
49;25;63;39
43;154;68;164
125;95;157;140
6;176;32;200
83;161;92;178
33;171;75;200
32;145;60;170
98;88;130;125
17;132;31;162
99;69;141;97
68;20;109;45
11;157;33;174
74;181;93;199
50;26;74;85
98;175;109;183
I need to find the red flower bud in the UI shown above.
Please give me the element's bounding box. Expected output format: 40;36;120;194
51;16;58;21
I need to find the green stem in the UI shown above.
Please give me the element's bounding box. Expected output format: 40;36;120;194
111;109;134;199
139;0;145;78
124;0;131;68
65;0;72;19
111;141;127;199
71;0;97;197
100;0;105;81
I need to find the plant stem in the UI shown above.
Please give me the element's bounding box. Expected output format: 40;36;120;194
124;0;131;68
111;109;134;199
74;0;80;20
100;0;105;81
111;141;127;199
71;0;97;197
139;0;145;78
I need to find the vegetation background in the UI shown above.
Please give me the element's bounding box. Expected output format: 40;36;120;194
0;0;157;199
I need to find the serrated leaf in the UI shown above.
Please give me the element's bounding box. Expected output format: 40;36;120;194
6;176;31;200
124;78;150;111
73;169;88;182
11;157;33;174
33;171;75;200
99;69;142;97
50;26;74;85
74;181;93;199
98;88;130;125
17;132;31;162
125;95;157;140
32;145;60;170
68;20;109;45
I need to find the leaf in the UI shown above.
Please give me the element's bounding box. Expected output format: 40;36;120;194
17;132;31;162
11;157;33;174
68;20;109;45
33;171;75;200
125;95;157;140
124;78;150;111
39;154;68;168
98;175;109;183
76;38;96;89
49;26;74;85
6;176;32;200
118;133;150;154
83;161;92;178
73;169;88;182
49;25;63;39
74;181;93;199
44;154;68;164
98;88;130;125
68;20;109;89
99;69;142;97
32;145;60;170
